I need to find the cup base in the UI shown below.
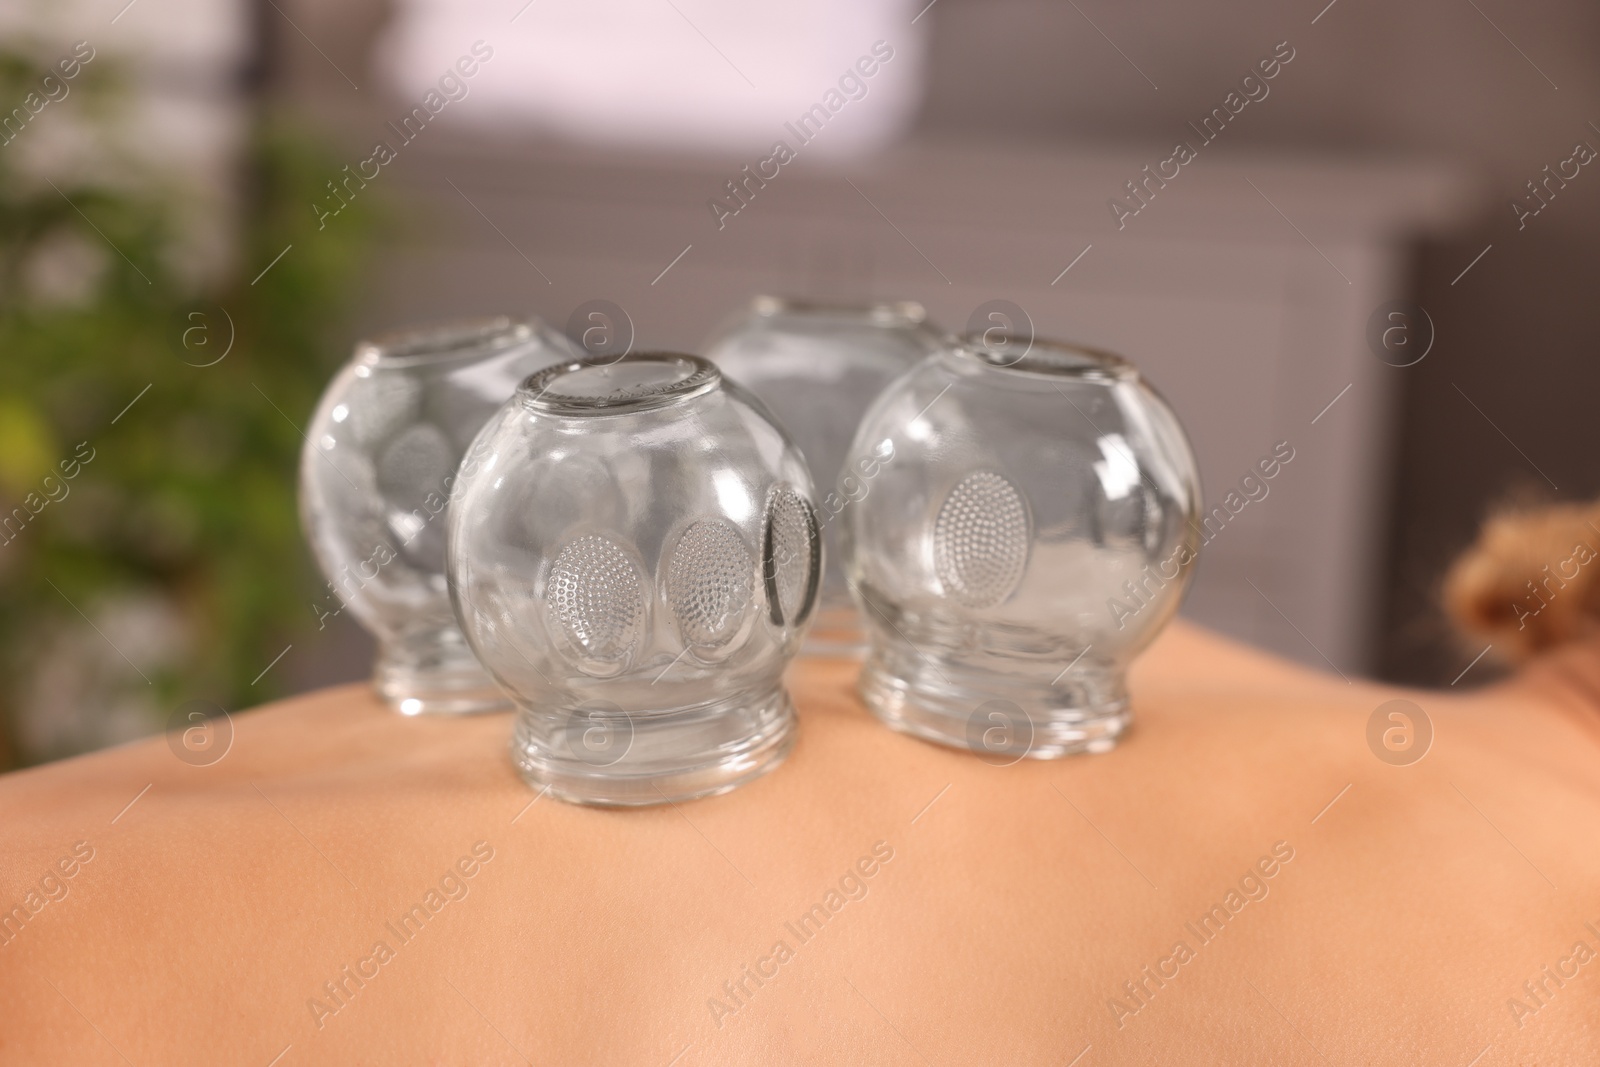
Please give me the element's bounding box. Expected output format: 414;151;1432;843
800;603;869;659
858;645;1129;758
510;687;797;807
374;640;511;716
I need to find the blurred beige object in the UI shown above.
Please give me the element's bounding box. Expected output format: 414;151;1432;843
1445;501;1600;661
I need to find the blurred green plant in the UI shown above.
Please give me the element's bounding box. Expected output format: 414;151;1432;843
0;41;378;767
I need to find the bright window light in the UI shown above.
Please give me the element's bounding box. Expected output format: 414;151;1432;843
374;0;928;157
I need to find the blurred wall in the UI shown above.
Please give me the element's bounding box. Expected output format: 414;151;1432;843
917;0;1599;179
909;0;1600;684
266;0;1600;687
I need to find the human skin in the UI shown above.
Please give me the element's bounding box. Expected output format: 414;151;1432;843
0;620;1596;1065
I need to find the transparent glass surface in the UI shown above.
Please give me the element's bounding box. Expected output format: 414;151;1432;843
840;335;1202;757
704;297;945;655
447;352;822;806
299;317;577;714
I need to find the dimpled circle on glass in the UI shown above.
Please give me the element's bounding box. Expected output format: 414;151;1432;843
548;534;645;668
299;316;576;715
347;373;421;446
763;486;819;627
667;519;753;650
376;423;453;489
933;471;1030;609
448;350;820;805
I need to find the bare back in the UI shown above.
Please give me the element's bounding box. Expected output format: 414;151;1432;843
2;621;1598;1064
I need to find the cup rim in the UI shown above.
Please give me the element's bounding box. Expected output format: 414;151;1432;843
750;295;928;327
953;333;1138;382
357;317;533;368
519;352;721;415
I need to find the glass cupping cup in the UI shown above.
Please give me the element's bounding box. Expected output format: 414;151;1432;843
704;298;945;655
447;352;822;806
840;334;1202;758
299;317;576;714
